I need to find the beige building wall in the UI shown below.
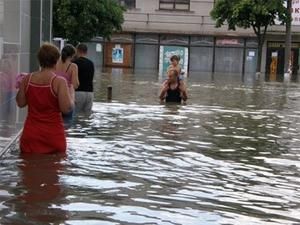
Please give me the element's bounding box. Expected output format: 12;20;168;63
123;0;300;36
120;0;300;73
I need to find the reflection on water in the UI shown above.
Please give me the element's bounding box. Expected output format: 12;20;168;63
1;72;300;224
0;154;68;225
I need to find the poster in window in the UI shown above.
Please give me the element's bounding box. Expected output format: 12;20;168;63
159;46;189;76
96;44;102;52
112;47;124;64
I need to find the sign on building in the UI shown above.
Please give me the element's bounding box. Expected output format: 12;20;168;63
112;45;124;64
292;0;300;25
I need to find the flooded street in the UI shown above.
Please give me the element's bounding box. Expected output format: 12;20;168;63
1;71;300;224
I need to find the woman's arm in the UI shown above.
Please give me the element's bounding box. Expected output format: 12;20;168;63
56;77;74;114
71;63;79;89
159;81;169;101
16;75;29;107
179;81;188;101
181;89;188;102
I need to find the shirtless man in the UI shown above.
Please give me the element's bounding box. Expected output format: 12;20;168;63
160;69;187;103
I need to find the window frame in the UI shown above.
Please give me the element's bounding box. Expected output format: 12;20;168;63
159;0;190;11
119;0;136;9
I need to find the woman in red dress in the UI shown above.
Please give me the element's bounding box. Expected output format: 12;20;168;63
16;43;74;154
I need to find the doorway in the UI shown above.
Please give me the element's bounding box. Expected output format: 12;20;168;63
266;43;299;81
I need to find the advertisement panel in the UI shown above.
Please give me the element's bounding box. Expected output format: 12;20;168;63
112;45;124;64
159;46;189;76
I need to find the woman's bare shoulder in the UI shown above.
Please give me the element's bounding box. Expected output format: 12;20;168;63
54;75;67;85
57;75;68;81
71;62;78;69
52;76;68;94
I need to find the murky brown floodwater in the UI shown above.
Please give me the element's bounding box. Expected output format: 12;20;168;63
1;71;300;225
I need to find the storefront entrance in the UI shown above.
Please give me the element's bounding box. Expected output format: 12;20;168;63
266;42;300;81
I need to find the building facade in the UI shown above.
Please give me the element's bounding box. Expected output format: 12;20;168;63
89;0;300;78
0;0;52;151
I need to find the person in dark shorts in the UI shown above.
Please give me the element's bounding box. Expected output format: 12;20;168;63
159;69;187;103
73;44;95;113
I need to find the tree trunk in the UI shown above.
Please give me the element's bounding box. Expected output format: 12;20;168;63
284;0;292;74
256;35;263;73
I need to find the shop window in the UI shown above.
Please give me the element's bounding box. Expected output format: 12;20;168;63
135;44;159;70
190;47;213;72
118;0;136;9
215;48;244;73
136;34;159;44
110;34;134;43
159;0;190;11
190;36;214;46
160;34;189;45
246;38;258;48
216;38;244;47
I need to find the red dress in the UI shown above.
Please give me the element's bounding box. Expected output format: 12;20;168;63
20;74;66;153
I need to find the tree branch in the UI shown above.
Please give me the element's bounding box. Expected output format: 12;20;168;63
262;24;268;43
252;24;258;36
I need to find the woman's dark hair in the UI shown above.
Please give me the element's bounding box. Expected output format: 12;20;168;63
37;43;60;68
170;55;180;62
61;44;76;63
76;43;88;54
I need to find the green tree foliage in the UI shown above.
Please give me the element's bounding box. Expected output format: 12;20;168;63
211;0;288;73
53;0;125;45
